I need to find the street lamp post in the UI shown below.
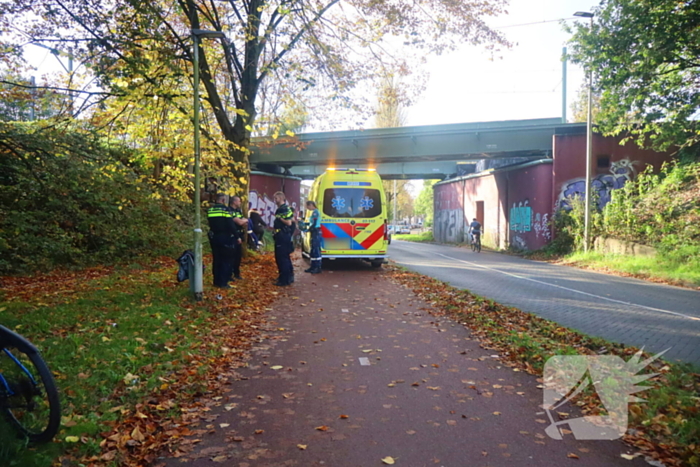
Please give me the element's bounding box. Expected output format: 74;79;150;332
192;28;225;300
574;11;594;252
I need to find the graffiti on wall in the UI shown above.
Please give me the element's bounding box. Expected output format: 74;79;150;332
249;191;299;226
435;209;463;243
533;213;552;241
512;235;527;250
510;201;551;249
510;200;532;233
558;158;639;210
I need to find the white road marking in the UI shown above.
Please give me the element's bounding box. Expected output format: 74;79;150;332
428;252;699;321
359;357;371;366
393;243;698;321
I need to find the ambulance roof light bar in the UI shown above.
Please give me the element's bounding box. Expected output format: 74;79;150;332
326;167;375;172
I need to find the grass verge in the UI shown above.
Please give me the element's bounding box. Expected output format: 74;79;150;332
388;264;700;467
393;231;434;243
0;253;281;466
555;250;700;288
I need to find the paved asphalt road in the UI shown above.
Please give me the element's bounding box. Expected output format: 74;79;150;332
389;241;700;367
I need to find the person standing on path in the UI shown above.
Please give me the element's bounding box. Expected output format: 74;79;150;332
273;191;294;286
228;195;248;280
302;200;322;274
207;194;237;288
248;208;266;248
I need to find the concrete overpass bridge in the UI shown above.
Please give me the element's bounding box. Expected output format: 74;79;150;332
250;117;584;180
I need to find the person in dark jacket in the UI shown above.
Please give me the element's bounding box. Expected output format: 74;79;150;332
228;195;248;280
207;194;237;288
249;208;266;248
272;191;294;286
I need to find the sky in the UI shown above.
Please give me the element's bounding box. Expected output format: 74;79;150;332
405;0;599;127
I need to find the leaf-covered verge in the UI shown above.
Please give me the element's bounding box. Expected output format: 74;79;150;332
0;122;192;275
388;265;700;467
0;253;282;466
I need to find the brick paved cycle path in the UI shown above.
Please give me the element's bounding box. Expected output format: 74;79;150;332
160;259;649;467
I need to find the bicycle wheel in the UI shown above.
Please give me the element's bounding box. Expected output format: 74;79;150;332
476;239;481;253
471;239;476;252
0;346;61;443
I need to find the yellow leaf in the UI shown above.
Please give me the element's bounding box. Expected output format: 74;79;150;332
381;456;396;465
122;373;138;385
65;436;80;443
101;336;110;342
131;426;145;442
285;130;295;137
270;365;284;370
297;444;307;450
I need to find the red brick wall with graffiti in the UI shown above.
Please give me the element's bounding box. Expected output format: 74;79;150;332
434;181;465;243
553;133;672;212
506;162;553;251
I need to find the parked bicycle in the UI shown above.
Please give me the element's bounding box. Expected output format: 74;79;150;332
0;324;60;443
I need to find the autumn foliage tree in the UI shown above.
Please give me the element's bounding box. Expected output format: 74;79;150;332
567;0;699;154
0;0;509;201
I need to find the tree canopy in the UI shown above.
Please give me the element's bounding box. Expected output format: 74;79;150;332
0;0;509;198
567;0;699;153
414;179;437;226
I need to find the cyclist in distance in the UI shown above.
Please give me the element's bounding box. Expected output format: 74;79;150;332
469;218;481;247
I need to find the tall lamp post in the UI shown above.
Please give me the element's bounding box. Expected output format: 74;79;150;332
192;28;225;300
574;11;594;252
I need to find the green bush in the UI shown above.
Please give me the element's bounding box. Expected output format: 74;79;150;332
602;162;699;250
549;161;699;256
0;122;192;275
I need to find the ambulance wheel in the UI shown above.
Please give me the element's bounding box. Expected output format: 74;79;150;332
371;260;383;269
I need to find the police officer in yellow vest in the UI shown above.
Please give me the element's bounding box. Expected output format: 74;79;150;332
207;194;240;288
228;195;248;280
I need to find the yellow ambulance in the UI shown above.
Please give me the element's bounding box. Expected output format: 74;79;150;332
303;168;389;268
